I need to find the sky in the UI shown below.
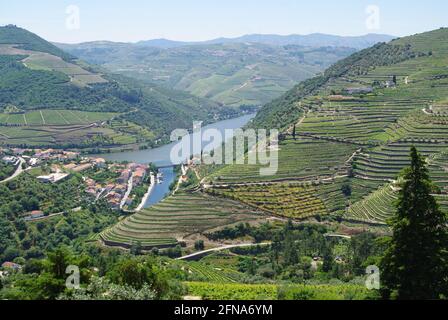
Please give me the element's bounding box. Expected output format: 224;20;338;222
0;0;447;43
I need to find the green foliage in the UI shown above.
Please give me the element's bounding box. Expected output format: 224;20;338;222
0;161;15;181
186;282;370;300
380;147;448;299
0;174;118;263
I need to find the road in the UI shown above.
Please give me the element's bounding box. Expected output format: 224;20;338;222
173;164;187;194
120;174;134;209
177;242;271;261
0;157;26;184
26;207;82;222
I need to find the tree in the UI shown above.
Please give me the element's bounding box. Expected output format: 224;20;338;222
130;241;142;256
283;220;298;266
380;147;448;300
341;183;352;197
392;75;397;85
194;240;205;251
292;124;297;140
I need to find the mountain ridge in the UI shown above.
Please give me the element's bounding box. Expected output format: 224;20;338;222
55;32;395;50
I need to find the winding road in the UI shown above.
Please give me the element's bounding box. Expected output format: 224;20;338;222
177;242;271;261
0;157;26;184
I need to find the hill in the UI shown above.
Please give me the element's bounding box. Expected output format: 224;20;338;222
102;28;448;249
216;27;448;224
57;41;356;107
0;25;233;149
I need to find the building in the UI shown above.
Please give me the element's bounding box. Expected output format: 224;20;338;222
133;168;147;185
93;158;106;168
37;173;70;184
24;210;45;221
117;169;131;184
1;262;22;271
2;156;19;165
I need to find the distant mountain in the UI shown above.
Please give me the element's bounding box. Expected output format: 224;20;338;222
136;38;189;49
133;33;395;50
207;33;395;49
0;25;234;149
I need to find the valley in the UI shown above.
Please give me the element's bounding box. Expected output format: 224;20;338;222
1;18;448;302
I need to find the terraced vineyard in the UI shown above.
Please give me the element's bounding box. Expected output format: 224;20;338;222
353;142;448;185
208;183;327;219
0;110;156;148
100;29;448;249
208;137;358;184
101;192;264;249
345;184;398;224
202;28;448;226
0;110;116;126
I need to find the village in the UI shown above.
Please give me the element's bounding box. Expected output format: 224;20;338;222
0;147;156;218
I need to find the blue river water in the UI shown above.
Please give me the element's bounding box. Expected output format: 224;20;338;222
97;113;255;208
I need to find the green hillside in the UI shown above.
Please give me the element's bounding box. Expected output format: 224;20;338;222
99;28;448;250
58;41;355;107
212;27;448;224
0;25;234;149
0;25;73;60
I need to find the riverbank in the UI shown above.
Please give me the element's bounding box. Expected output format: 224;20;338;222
136;173;155;212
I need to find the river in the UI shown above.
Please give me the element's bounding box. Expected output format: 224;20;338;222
97;113;256;208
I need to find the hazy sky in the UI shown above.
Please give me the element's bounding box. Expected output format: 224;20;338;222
1;0;447;43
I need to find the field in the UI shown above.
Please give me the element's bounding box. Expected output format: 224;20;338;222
100;192;265;248
186;282;371;300
175;259;243;283
0;110;159;148
0;44;107;86
0;110;116;126
0;110;139;148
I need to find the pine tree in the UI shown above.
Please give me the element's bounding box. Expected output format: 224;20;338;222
380;147;448;300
